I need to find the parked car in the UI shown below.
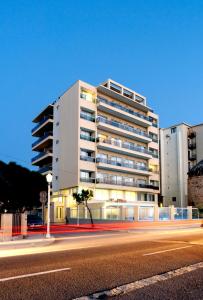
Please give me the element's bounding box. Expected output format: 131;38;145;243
27;214;43;230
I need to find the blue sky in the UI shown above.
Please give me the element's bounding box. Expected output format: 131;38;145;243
0;0;203;169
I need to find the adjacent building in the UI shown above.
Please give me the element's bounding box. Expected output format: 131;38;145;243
160;123;203;207
32;79;160;222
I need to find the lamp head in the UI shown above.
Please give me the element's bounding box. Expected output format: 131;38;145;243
46;173;53;183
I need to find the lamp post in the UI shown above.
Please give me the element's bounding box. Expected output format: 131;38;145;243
46;173;53;238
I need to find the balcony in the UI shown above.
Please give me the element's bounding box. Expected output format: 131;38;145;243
188;153;196;161
32;115;53;136
38;165;52;175
80;134;95;142
96;177;159;190
188;131;196;139
96;158;152;176
80;155;95;163
97;97;151;128
97;138;152;160
97;116;151;143
80;112;95;122
97;82;150;112
32;151;53;166
80;177;95;183
188;142;196;150
32;132;53;150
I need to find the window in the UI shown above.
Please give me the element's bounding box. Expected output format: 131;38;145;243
56;121;59;126
171;127;176;134
172;197;176;202
56;207;63;219
55;176;58;180
80;171;89;179
97;153;107;161
55;157;58;162
56;140;59;144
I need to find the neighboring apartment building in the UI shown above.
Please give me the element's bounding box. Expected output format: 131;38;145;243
160;123;203;208
32;79;160;222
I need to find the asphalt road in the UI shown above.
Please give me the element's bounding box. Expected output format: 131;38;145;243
0;231;203;300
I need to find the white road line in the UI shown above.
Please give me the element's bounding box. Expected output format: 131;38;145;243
74;262;203;299
0;267;71;282
143;245;192;256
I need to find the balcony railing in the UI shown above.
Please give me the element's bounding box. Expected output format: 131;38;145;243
188;143;196;150
80;155;95;162
97;97;150;121
152;123;158;128
32;151;52;162
80;134;95;142
80;177;95;183
80;93;96;103
97;116;150;139
97;138;152;155
80;112;95;122
38;165;52;174
96;157;149;172
32;132;53;148
32;115;53;133
96;177;159;190
188;154;197;161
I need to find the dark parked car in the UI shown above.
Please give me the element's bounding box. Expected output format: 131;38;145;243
27;215;43;230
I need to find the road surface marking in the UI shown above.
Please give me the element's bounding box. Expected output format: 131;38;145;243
0;267;71;282
74;262;203;299
143;245;192;256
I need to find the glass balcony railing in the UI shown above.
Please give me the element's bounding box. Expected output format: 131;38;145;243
38;165;52;174
32;115;53;133
97;97;150;121
80;134;95;142
80;155;95;162
96;177;159;190
97;138;152;155
80;177;95;183
97;116;150;139
80;112;95;122
32;132;53;148
32;151;52;162
96;157;149;172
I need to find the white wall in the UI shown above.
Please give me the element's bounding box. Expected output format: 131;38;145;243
160;124;189;207
52;81;80;191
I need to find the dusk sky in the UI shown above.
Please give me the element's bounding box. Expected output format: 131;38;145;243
1;0;203;169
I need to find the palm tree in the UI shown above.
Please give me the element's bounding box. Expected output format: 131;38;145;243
73;189;94;226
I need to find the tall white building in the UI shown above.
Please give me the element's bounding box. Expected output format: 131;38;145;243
160;123;203;207
32;79;160;223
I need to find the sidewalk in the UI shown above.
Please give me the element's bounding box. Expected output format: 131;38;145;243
0;219;202;253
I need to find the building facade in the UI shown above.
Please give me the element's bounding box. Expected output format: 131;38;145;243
160;123;203;207
32;79;160;223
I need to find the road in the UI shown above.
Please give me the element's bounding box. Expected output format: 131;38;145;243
0;229;203;300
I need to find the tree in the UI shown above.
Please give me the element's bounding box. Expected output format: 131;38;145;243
0;161;47;213
73;189;94;226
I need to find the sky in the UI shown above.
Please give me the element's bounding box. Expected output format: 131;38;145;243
0;0;203;169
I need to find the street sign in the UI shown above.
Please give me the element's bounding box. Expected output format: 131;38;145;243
40;191;47;204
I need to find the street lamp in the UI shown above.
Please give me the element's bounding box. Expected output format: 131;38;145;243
46;173;53;238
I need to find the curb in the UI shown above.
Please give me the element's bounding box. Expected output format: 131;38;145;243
0;237;55;250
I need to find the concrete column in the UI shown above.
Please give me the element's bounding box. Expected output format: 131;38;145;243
120;207;126;220
1;214;12;241
100;207;106;220
85;207;88;219
154;205;159;221
21;212;27;237
133;206;139;221
50;202;55;223
187;206;193;220
170;205;175;221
